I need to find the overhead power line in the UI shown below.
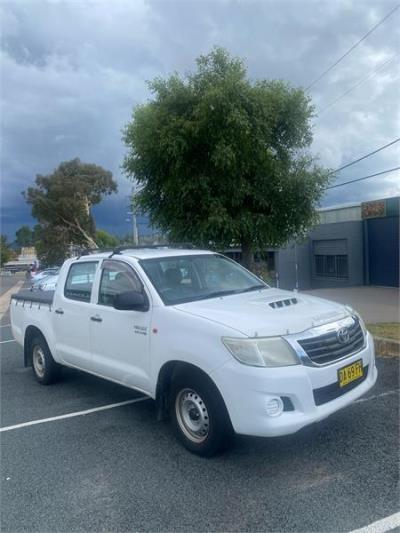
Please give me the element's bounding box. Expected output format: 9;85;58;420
326;167;400;190
306;4;400;91
317;53;399;116
331;138;400;175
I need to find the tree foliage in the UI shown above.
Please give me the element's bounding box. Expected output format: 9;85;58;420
15;225;33;247
0;235;13;266
34;225;70;266
24;158;118;259
123;47;330;268
95;229;120;249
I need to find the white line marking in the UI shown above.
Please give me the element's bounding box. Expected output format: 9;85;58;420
0;324;11;328
0;397;150;432
349;511;400;533
0;339;16;344
354;390;398;404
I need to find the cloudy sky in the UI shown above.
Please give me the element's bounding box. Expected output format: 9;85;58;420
1;0;399;241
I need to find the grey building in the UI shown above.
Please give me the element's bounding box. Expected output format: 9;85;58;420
276;196;399;290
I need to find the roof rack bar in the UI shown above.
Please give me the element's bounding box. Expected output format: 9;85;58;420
74;243;203;260
77;248;114;259
108;243;198;258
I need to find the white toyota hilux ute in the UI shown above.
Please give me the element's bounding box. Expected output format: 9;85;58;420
11;248;377;456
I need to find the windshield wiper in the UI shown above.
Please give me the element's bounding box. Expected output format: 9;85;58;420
193;286;267;302
240;284;268;293
194;290;239;301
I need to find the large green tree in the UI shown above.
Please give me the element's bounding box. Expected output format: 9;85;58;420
25;158;118;259
123;48;330;269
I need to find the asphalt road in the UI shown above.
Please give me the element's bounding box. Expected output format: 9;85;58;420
0;274;25;297
1;309;399;532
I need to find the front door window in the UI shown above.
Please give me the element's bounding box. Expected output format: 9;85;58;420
98;260;143;306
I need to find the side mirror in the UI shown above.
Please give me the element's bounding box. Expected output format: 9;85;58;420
113;290;149;311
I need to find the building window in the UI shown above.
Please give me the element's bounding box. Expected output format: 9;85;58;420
315;255;324;276
314;255;348;279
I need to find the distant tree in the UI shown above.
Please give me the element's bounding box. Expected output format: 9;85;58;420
95;229;119;249
15;225;33;247
123;47;330;270
0;235;13;266
24;158;118;259
34;225;70;266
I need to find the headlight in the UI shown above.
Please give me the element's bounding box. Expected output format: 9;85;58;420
345;306;366;331
222;336;299;367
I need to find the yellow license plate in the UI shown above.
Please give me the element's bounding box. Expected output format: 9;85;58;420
338;360;364;388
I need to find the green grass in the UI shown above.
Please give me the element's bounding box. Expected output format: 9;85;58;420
367;323;400;341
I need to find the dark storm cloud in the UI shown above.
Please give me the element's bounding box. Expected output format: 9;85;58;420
1;0;399;240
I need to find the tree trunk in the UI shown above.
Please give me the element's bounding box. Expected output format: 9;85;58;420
241;240;255;272
74;218;98;249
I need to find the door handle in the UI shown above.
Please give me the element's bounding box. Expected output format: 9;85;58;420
90;315;103;322
55;308;64;315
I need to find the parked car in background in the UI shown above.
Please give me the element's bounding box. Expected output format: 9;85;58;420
38;274;59;292
30;268;59;289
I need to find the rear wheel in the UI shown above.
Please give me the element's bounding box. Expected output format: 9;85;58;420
31;336;61;385
170;369;233;457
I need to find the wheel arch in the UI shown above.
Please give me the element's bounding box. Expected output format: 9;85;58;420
24;326;47;368
155;360;229;423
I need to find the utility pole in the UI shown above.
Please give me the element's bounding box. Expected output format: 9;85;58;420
126;185;139;245
132;211;139;246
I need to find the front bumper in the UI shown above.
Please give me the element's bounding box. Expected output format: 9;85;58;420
211;332;377;437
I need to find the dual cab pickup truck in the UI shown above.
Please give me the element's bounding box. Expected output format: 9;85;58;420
11;247;377;456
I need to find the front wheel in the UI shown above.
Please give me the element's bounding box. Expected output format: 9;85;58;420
31;336;61;385
170;370;233;457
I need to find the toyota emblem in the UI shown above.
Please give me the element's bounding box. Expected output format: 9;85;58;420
337;327;350;344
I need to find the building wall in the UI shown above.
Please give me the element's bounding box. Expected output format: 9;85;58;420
276;240;311;290
277;221;364;290
308;221;364;289
268;197;399;290
318;205;361;224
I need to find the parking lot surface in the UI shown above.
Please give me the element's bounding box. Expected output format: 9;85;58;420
1;309;399;532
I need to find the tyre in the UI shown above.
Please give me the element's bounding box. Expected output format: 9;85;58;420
170;369;234;457
30;335;61;385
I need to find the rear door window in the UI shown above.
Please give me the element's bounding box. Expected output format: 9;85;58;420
64;262;98;302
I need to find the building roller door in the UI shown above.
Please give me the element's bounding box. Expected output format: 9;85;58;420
367;216;399;287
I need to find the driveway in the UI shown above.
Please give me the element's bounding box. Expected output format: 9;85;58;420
302;286;399;323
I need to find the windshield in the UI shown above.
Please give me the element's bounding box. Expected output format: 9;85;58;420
140;254;268;305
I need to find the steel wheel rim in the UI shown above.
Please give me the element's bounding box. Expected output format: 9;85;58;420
33;345;45;378
175;388;209;443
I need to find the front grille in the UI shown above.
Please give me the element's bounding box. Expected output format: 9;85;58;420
313;365;369;406
298;317;364;365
